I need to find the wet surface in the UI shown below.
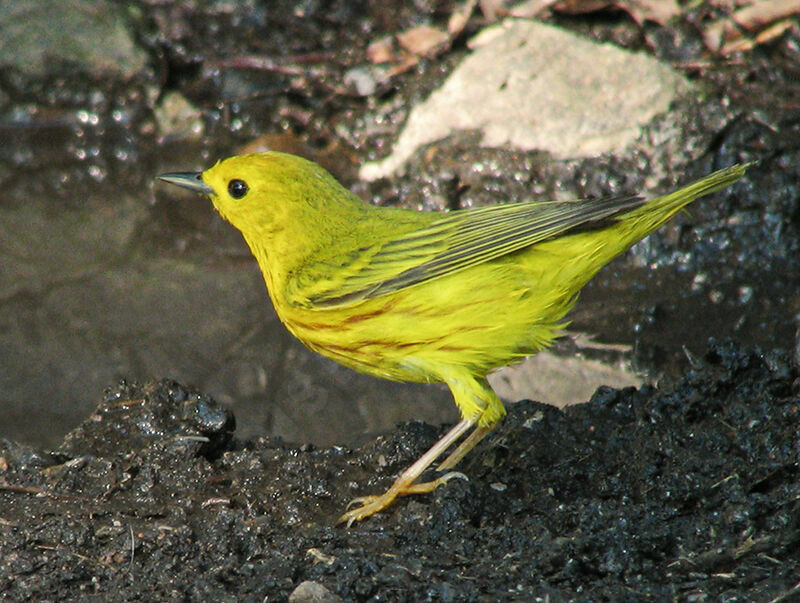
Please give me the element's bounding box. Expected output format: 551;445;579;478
1;1;799;451
1;342;798;599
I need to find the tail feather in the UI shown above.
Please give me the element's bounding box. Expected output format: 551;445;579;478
622;163;749;237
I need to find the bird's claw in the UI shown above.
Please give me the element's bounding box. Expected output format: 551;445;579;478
338;471;469;526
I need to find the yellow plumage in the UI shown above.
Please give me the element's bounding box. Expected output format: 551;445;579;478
159;152;748;523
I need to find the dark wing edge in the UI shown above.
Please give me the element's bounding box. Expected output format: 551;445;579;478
308;194;645;307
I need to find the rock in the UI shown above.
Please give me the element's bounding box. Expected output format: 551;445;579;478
361;19;691;180
289;581;343;603
0;0;147;78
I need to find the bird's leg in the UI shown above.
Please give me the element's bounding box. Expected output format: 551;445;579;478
338;417;476;526
436;374;504;472
339;375;506;525
436;424;492;471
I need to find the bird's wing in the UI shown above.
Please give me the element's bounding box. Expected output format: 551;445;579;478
289;194;645;309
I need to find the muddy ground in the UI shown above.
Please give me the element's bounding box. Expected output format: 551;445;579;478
1;341;799;600
3;0;799;451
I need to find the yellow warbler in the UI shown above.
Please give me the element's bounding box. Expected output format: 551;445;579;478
159;153;747;524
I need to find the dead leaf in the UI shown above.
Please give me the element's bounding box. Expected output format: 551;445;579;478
449;0;479;35
396;25;450;57
479;0;506;21
551;0;681;26
730;0;800;31
754;19;796;44
367;36;395;64
508;0;560;19
704;0;800;54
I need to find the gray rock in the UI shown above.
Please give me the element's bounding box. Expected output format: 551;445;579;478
0;0;147;77
361;19;692;180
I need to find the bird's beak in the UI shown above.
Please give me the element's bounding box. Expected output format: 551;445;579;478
158;172;214;196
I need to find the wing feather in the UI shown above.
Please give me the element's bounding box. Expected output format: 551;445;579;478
295;195;645;308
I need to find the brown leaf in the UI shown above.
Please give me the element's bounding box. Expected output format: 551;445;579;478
704;0;800;55
479;0;506;21
367;36;395;65
448;0;479;35
624;0;681;25
730;0;800;31
508;0;560;19
551;0;680;25
396;25;450;57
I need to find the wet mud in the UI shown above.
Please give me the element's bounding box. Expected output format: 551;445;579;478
2;341;798;600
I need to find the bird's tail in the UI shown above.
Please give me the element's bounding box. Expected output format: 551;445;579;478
619;163;750;245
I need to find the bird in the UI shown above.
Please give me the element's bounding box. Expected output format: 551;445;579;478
159;152;747;524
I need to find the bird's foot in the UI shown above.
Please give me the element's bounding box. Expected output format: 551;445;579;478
338;471;468;526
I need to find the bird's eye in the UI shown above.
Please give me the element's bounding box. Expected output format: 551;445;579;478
228;179;249;199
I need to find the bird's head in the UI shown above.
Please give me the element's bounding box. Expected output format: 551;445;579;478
159;151;360;240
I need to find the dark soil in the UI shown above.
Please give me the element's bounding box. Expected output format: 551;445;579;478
2;341;798;601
